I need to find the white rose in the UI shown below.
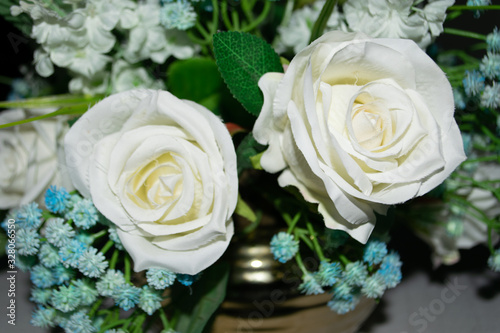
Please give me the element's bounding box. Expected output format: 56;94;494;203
253;31;466;243
64;89;238;274
0;109;73;209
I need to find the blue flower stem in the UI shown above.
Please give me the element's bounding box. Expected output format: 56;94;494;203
99;319;131;332
294;251;309;276
92;230;107;241
232;9;240;31
241;0;271;32
159;308;171;329
306;221;326;262
41;211;55;221
125;255;131;283
285;212;301;234
443;28;487;40
449;5;500;10
221;1;233;30
100;240;114;256
295;228;313;250
132;313;146;333
339;254;350;266
110;249;119;270
88;298;102;317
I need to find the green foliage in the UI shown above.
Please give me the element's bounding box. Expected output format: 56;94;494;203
0;0;32;36
171;263;230;333
235;133;266;175
167;58;224;115
213;31;283;117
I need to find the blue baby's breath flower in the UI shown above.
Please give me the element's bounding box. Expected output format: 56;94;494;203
146;268;176;289
16;202;43;229
298;273;324;295
453;88;467;110
270;232;299;263
38;243;60;268
488;249;500;272
108;227;124;250
31;264;56;288
15;254;37;271
45;185;71;214
480;52;500;79
177;273;201;286
31;306;56;328
467;0;491;18
332;278;352;299
30;288;52;305
487;27;500;52
96;269;126;297
343;261;368;287
74;279;98;306
363;240;388;265
59;239;87;268
463;70;485;96
480;82;500;109
65;310;96;333
314;261;342;287
45;217;75;247
113;284;141;311
139;286;163;315
78;247;108;278
378;251;403;288
52;264;75;285
361;274;386;298
160;0;197;30
327;294;360;314
76;232;95;246
67;198;99;230
50;285;80;312
16;227;41;256
1;209;18;232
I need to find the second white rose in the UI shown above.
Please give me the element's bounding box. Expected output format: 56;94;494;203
64;89;238;274
253;31;466;243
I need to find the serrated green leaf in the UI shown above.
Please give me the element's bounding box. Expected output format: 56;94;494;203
172;263;230;333
167;58;223;114
236;133;266;174
213;31;283;116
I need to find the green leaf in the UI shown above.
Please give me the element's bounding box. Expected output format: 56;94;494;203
213;31;283;116
235;194;257;223
172;262;230;333
167;58;223;114
235;133;266;174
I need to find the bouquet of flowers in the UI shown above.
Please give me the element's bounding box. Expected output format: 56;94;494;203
0;0;499;332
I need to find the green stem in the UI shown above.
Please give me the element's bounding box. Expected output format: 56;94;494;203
306;221;326;262
448;5;500;11
295;228;314;250
285;212;301;234
100;240;114;255
443;28;487;40
241;0;255;23
232;8;240;31
110;249;119;270
125;255;131;283
309;0;338;43
0;106;85;129
88;299;103;317
221;1;234;30
159;308;170;329
338;254;350;266
98;319;130;332
241;0;271;32
92;230;107;241
294;251;308;275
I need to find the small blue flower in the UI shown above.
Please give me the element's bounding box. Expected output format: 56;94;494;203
52;264;75;285
298;273;324;295
146;268;177;289
139;285;163;315
78;247;108;278
466;0;491;18
73;279;98;306
45;185;71;214
177;273;201;286
463;70;485;96
38;243;60;268
377;251;403;288
488;249;500;272
59;239;87;268
108;227;124;250
16;202;43;229
453;88;467;110
363;240;388;265
31;264;56;288
76;232;95;246
64;310;96;333
487;27;500;53
113;284;141;311
96;269;126;297
327;294;360;314
314;261;342;287
30;288;53;305
31;306;56;328
45;218;75;247
66;198;99;230
332;278;352;299
480;52;500;79
16;227;41;256
361;274;386;298
480;82;500;109
160;0;197;30
343;261;368;287
50;284;81;312
270;232;299;263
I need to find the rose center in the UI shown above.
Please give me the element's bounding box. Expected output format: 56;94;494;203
351;102;387;150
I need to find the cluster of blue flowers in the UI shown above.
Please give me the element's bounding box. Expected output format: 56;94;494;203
2;186;195;332
270;234;403;315
458;26;500;110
